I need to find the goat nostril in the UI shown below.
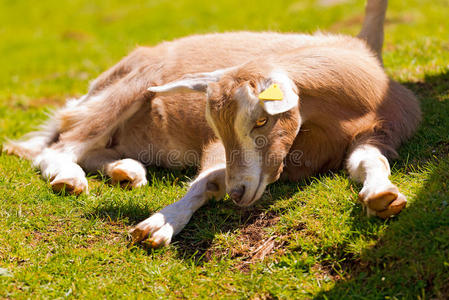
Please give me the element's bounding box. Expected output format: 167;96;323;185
230;185;245;203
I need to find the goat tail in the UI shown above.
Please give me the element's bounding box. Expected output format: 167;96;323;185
357;0;388;64
2;96;87;160
3;115;59;161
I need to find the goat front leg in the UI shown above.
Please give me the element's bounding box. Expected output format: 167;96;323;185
130;142;226;247
80;148;148;188
346;144;406;218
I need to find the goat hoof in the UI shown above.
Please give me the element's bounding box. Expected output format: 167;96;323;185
51;177;88;195
376;193;407;219
129;213;174;248
109;159;148;188
359;185;406;218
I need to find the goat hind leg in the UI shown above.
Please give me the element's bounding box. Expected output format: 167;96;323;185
346;144;406;218
34;144;88;195
358;0;388;63
40;70;153;194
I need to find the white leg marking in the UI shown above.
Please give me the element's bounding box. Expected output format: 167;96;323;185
130;164;226;247
347;144;406;218
34;148;88;194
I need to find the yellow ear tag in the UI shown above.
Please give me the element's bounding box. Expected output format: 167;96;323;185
258;84;284;101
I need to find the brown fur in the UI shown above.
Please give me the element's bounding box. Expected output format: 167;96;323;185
204;39;420;184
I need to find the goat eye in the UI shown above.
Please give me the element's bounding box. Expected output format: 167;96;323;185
254;117;268;128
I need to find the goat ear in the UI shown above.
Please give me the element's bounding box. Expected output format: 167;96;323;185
259;72;299;115
147;66;237;94
147;77;209;94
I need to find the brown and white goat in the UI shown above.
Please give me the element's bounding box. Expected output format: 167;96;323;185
4;0;421;247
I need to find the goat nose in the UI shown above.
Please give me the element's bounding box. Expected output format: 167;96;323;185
230;185;245;203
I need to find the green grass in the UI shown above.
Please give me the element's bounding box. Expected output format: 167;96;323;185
1;0;449;298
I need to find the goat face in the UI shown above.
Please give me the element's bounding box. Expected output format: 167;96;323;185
205;76;300;206
148;68;300;206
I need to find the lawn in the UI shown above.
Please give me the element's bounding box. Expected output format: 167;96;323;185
1;0;448;298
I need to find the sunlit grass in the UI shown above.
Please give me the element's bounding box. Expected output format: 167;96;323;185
1;0;448;298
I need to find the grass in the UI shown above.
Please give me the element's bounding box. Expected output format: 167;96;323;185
1;0;449;298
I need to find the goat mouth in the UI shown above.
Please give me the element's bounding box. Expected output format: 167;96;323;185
238;175;266;207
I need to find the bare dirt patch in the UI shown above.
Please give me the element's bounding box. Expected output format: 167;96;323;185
208;211;286;271
173;210;289;270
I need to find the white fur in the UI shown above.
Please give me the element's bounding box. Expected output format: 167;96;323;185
33;142;92;193
65;94;88;108
131;164;226;246
261;71;299;115
34;147;88;193
347;145;390;184
346;144;401;216
230;85;265;206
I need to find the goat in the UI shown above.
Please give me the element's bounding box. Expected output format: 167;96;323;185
3;0;421;247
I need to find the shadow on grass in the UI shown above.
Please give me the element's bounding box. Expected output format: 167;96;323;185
316;70;449;298
85;166;196;223
171;180;302;263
